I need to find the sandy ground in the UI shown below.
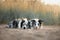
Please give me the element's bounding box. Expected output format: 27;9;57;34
0;24;60;40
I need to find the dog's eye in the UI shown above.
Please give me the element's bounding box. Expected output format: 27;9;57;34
34;23;36;25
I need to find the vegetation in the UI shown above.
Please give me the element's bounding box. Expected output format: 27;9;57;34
0;8;60;25
0;0;60;25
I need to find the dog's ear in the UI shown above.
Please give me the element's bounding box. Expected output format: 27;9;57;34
31;20;35;23
38;19;43;24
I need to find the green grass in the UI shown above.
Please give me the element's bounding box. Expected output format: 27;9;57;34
0;8;60;25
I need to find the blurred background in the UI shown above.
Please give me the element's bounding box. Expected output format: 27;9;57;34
0;0;60;25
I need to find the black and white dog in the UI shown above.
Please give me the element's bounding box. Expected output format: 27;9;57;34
8;18;28;29
8;18;43;29
28;18;43;29
20;18;28;29
8;19;19;28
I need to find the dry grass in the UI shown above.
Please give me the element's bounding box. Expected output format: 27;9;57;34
0;24;60;40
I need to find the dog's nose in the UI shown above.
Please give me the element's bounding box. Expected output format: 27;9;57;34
23;27;26;29
35;26;39;29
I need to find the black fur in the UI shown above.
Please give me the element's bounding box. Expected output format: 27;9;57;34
38;20;43;26
21;20;25;28
13;20;18;28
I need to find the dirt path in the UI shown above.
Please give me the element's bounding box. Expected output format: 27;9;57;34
0;24;60;40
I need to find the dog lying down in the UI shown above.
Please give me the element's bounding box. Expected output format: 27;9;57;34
8;18;44;29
